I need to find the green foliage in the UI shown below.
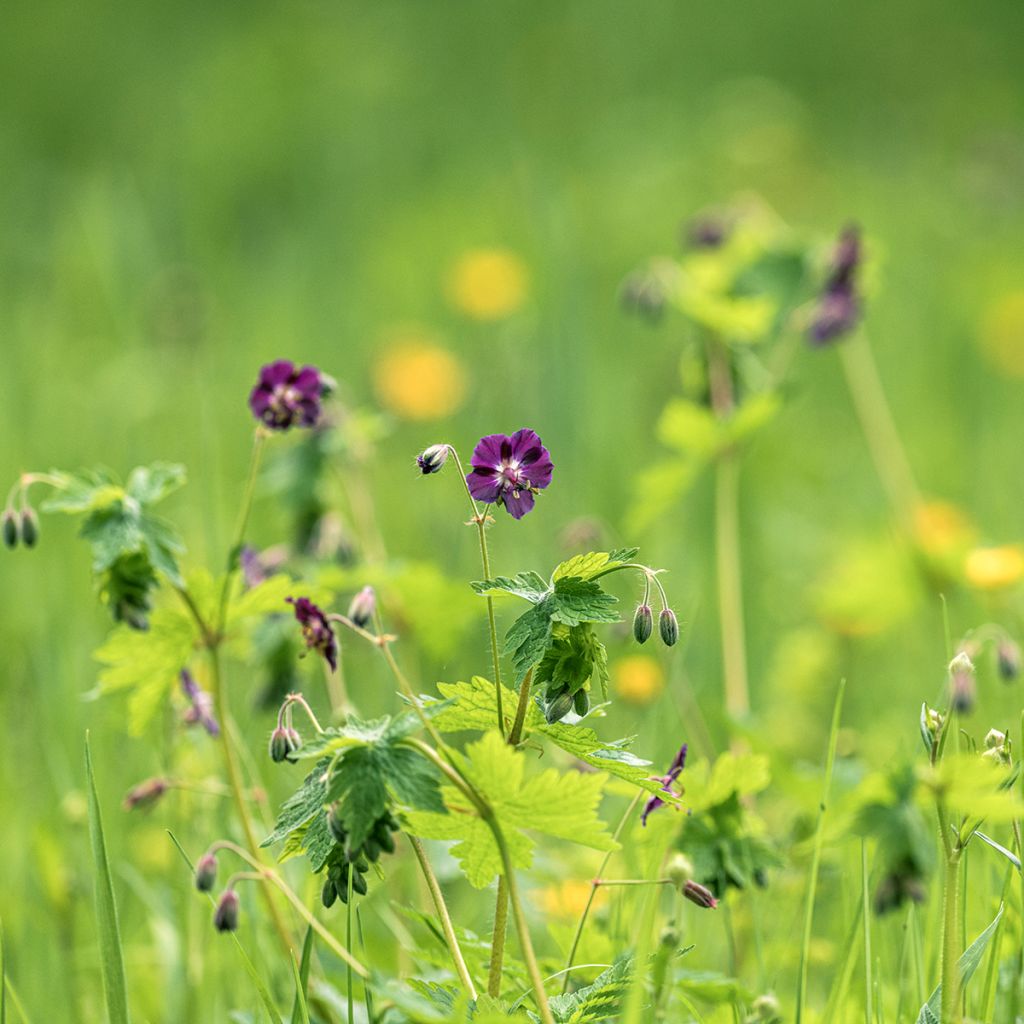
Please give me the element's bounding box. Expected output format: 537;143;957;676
916;907;1003;1023
547;955;634;1023
424;677;671;795
264;712;444;865
85;736;130;1024
44;464;187;623
406;731;617;888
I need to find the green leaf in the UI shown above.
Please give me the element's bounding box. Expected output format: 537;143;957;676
125;462;186;505
405;731;617;889
685;752;771;812
549;577;620;627
41;467;122;513
548;955;633;1023
916;907;1003;1023
262;758;330;850
920;756;1024;822
85;736;130;1024
426;677;668;795
289;927;313;1024
471;572;550;602
657;399;720;458
551;548;639;583
504;601;555;682
626;458;705;535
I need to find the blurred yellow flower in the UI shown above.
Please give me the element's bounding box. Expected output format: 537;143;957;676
447;248;528;320
612;655;665;705
912;500;977;580
978;290;1024;378
373;331;468;421
964;545;1024;591
538;879;604;919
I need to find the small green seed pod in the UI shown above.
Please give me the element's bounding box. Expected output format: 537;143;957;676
321;878;337;908
351;871;368;896
633;604;653;644
545;689;575;724
573;689;590;716
659;608;679;647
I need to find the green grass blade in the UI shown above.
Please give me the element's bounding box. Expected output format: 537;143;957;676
290;926;313;1024
796;678;846;1024
1;915;6;1024
166;832;284;1024
85;734;131;1024
862;840;873;1024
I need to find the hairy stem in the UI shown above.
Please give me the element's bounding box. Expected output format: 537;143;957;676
410;835;478;998
939;838;962;1024
838;333;920;526
489;668;535;995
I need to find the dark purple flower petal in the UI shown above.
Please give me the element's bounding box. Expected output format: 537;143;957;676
249;361;324;430
287;596;338;671
467;466;502;502
470;434;509;469
501;488;535;520
641;742;687;826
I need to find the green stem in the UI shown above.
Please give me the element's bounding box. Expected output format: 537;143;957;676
347;869;354;1024
447;444;505;736
490;668;535;995
939;840;962;1024
562;793;642;993
796;678;846;1023
862;840;873;1024
715;453;749;720
838;333;920;527
410;836;478;998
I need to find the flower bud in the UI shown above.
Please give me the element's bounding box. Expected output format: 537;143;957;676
545;689;575;724
985;728;1007;750
948;651;976;714
682;879;718;909
322;878;338;908
633;604;653;644
195;853;218;892
416;444;449;475
268;726;300;764
348;585;376;628
982;745;1011;768
659;608;679;648
213;889;240;932
752;993;782;1022
2;508;18;549
122;777;168;811
573;689;590;717
997;639;1021;682
19;507;39;548
665;852;695;889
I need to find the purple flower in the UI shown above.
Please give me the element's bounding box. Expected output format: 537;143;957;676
641;742;687;826
466;429;553;520
180;669;220;737
249;360;323;430
808;226;863;346
287;596;338;671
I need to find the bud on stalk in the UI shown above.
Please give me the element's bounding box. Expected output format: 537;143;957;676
633;604;653;644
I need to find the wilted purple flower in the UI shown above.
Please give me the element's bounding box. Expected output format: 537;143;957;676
682;879;718;910
466;429;553;520
808;226;863;346
287;596;338;671
641;743;687;825
180;669;220;737
249;360;323;430
123;777;169;812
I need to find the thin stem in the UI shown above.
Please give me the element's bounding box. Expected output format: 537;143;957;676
347;868;355;1024
446;444;505;736
715;453;749;720
796;679;846;1023
862;840;873;1024
563;793;643;993
410;835;479;998
206;647;294;955
489;667;535;995
939;844;962;1024
838;332;920;526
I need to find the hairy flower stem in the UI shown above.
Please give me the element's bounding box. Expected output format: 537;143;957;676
409;836;478;998
447;445;505;736
838;333;920;527
562;792;642;993
939;828;962;1023
408;739;553;1023
707;336;750;721
489;669;535;996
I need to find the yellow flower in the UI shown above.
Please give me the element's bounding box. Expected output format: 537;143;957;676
373;330;468;421
978;290;1024;378
612;655;665;706
538;879;604;919
447;248;528;321
912;500;977;581
964;545;1024;591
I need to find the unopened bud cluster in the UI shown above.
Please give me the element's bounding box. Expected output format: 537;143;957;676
269;725;302;764
321;808;400;907
2;505;39;550
632;603;678;648
983;728;1011;767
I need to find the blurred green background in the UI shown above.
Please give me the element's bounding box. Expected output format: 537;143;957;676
3;1;1024;1019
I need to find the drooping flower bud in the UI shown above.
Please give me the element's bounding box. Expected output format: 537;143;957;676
633;604;653;644
948;651;976;714
659;608;679;647
416;444;449;475
682;879;718;909
545;689;575;724
2;508;19;549
213;889;240;932
195;853;218;892
997;639;1021;681
665;852;695;889
268;726;300;764
348;585;376;628
19;507;39;548
122;777;169;811
985;728;1007;750
752;993;783;1022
